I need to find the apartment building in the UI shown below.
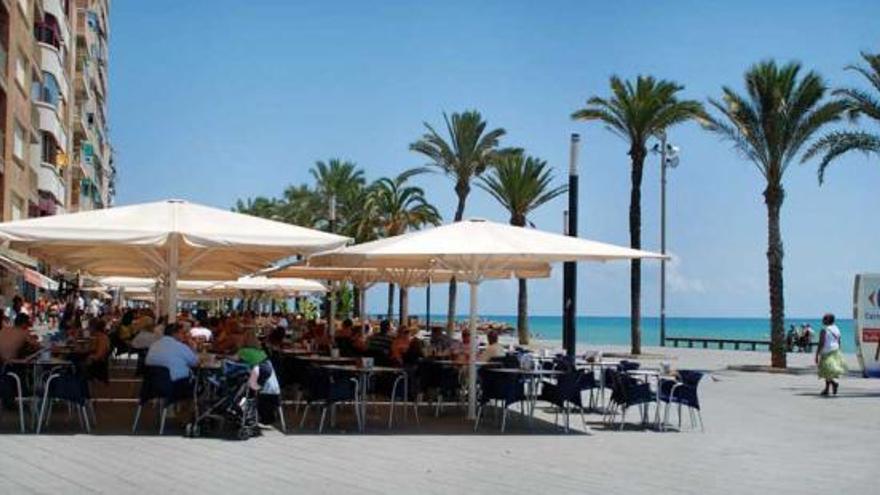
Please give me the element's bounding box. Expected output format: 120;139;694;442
0;0;112;222
0;0;112;304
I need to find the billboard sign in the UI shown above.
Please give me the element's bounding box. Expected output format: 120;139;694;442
854;273;880;377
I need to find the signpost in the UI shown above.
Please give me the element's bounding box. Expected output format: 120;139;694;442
853;273;880;377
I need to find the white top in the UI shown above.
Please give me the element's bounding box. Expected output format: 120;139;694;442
821;324;841;354
190;326;213;341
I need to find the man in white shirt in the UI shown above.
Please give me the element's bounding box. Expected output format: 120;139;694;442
88;298;101;318
146;323;198;384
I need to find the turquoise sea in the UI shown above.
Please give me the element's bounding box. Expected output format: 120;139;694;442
443;315;856;349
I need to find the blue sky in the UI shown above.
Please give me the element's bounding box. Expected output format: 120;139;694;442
110;0;879;318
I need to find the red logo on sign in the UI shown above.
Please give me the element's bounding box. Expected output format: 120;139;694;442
864;329;880;343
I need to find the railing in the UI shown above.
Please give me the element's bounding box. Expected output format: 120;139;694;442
666;336;773;351
34;23;62;50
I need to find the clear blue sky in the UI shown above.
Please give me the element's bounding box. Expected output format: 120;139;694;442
110;0;879;318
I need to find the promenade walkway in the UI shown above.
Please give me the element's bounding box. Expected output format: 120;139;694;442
1;347;876;494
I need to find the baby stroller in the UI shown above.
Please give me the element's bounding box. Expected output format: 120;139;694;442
185;361;259;440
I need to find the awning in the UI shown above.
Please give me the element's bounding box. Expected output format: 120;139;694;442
0;253;59;291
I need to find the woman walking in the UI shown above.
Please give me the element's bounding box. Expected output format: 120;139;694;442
815;313;846;396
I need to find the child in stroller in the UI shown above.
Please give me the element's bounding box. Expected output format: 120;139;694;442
186;361;260;440
186;330;282;439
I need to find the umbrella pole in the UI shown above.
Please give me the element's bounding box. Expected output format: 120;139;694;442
358;283;367;325
467;281;479;420
166;236;179;323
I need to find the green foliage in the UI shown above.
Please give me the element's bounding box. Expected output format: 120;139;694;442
803;51;880;183
478;152;567;227
703;60;845;185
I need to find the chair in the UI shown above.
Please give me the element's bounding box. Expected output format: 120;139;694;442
36;368;93;434
0;365;26;433
370;368;419;429
659;370;705;432
417;361;463;417
298;366;361;433
474;368;527;432
132;366;191;435
604;369;655;430
538;370;595;433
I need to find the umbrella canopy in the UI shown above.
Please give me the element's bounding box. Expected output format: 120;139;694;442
0;199;349;321
214;276;327;294
308;218;665;419
309;218;664;274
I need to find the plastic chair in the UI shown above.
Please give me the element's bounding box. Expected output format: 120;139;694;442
474;368;527;432
659;370;705;432
36;368;93;434
298;366;361;433
132;366;191;435
0;365;26;433
538;370;595;433
604;369;655;430
417;361;463;417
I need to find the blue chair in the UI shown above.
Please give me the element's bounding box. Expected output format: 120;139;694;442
132;366;191;435
659;370;705;432
604;369;655;430
417;361;462;417
298;366;361;433
474;368;527;432
0;365;25;433
538;369;595;432
37;367;93;434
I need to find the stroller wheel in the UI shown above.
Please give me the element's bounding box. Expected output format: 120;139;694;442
185;423;201;438
237;428;251;441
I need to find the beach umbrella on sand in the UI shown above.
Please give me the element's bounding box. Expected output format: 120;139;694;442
0;199;348;322
263;264;551;328
308;218;665;419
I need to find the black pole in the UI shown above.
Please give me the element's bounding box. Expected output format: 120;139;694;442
426;281;431;332
562;133;580;358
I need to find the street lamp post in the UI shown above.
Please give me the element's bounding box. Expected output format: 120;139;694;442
562;133;580;358
653;133;679;347
327;194;337;335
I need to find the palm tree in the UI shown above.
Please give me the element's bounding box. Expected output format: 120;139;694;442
309;158;366;230
275;184;322;228
572;76;705;355
410;111;509;333
804;51;880;183
703;60;845;368
233;196;279;219
478;153;567;345
366;168;442;324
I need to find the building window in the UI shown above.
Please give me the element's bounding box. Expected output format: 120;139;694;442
41;132;59;165
35;71;61;107
15;54;26;89
13;123;25;162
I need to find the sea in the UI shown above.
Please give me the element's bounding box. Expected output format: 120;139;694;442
434;315;856;349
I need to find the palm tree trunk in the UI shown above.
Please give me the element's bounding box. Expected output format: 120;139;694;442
629;147;646;355
446;188;469;335
517;278;529;345
399;287;409;328
764;183;786;368
387;283;395;322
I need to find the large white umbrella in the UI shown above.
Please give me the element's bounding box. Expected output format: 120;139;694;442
0;199;349;321
309;218;666;418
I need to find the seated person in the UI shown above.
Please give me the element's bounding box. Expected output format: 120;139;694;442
189;319;213;342
336;318;354;340
390;327;412;365
402;337;425;366
84;319;112;381
479;331;506;361
145;323;198;398
233;329;281;425
367;320;394;358
452;330;472;364
350;326;368;354
427;327;454;357
0;313;38;362
265;325;287;350
131;316;165;350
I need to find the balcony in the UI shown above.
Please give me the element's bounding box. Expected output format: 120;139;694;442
34;23;62;51
43;0;71;45
37;161;66;205
39;44;69;99
34;102;67;152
